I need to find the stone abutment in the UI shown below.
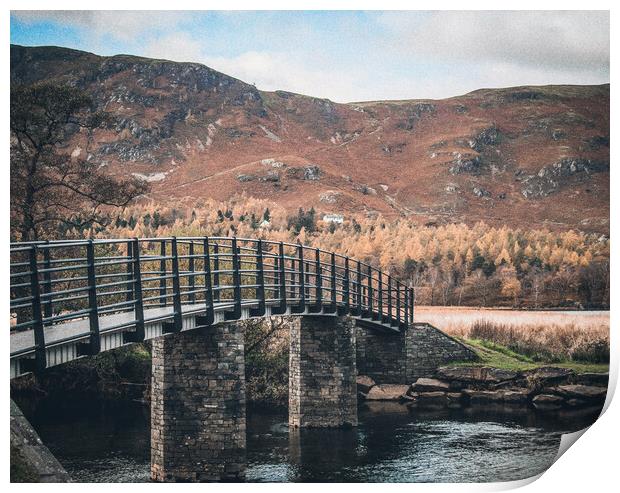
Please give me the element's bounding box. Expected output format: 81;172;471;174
356;322;477;384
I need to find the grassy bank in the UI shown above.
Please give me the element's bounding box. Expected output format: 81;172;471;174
454;338;609;374
440;316;609;362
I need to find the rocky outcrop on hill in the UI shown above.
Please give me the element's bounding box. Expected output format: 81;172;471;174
449;153;482;175
521;158;609;198
396;102;436;131
472;187;491;198
470;125;500;151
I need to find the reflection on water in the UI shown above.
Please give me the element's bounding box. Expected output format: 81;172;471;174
30;400;599;483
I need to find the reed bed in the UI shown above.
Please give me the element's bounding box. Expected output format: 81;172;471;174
416;307;609;364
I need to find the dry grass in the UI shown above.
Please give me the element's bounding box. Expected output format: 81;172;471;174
465;320;609;363
416;307;609;364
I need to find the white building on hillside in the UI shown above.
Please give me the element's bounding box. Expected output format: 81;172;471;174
322;213;344;224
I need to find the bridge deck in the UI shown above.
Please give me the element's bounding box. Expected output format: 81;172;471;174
10;299;400;378
11;303;203;355
10;237;414;378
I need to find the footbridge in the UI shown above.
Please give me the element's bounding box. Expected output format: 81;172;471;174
10;237;475;481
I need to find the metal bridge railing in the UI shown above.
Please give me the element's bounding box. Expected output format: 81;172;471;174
10;237;415;372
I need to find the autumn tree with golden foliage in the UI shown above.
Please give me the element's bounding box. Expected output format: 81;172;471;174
88;195;610;309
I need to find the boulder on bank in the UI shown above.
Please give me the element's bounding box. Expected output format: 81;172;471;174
435;366;518;386
407;391;463;408
462;388;530;405
366;384;410;401
411;391;448;407
521;367;574;387
532;394;564;410
462;389;505;404
411;378;450;393
501;390;530;404
570;372;609;387
356;375;376;394
551;385;607;402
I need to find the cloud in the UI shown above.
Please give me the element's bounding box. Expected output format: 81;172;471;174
12;10;192;42
376;11;609;74
203;52;341;95
137;33;362;101
141;33;206;63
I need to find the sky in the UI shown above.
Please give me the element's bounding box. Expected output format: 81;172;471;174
10;10;610;103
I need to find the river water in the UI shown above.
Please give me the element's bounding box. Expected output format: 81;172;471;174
29;400;600;483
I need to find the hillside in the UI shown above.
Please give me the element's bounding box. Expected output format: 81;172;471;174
10;44;610;234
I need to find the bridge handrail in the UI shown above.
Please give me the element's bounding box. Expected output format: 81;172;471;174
10;236;415;371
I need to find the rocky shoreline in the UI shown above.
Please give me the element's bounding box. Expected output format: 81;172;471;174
357;366;608;413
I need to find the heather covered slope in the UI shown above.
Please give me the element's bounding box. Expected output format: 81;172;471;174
10;44;610;233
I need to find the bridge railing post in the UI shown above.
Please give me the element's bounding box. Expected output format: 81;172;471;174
86;240;101;354
196;236;215;327
28;246;47;373
126;240;134;306
305;258;311;304
188;241;196;304
272;250;279;302
396;281;403;326
225;237;242;320
387;275;392;323
289;249;295;302
212;242;220;303
159;240;167;307
356;261;362;315
404;287;409;326
314;248;322;310
133;238;145;340
367;265;373;316
343;257;350;311
272;241;287;315
296;243;305;312
251;239;266;317
377;270;383;321
409;286;415;325
42;242;53;321
165;237;183;333
125;238;145;343
330;252;337;309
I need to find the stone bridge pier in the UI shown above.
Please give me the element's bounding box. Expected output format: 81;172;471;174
289;316;358;428
151;322;246;482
